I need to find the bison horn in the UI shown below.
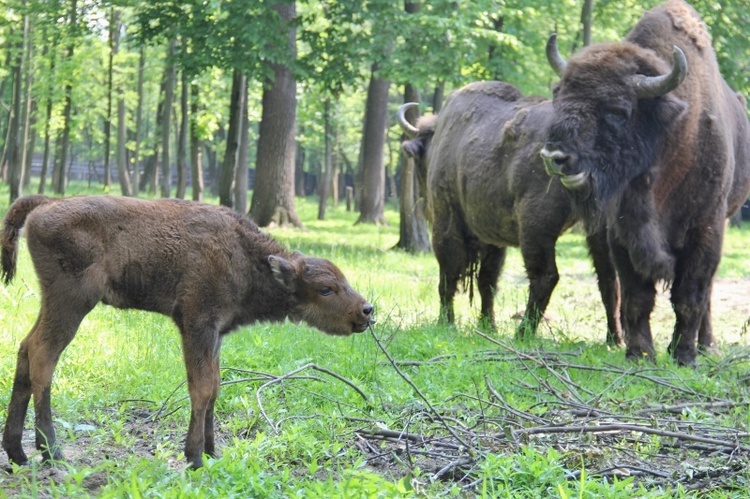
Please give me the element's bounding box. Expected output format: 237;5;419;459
631;46;688;99
546;33;567;77
397;102;420;137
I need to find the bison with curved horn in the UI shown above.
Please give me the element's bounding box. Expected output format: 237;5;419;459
540;0;750;365
398;81;623;345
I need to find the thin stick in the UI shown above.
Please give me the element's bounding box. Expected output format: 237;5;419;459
368;324;473;450
513;423;750;452
256;362;370;434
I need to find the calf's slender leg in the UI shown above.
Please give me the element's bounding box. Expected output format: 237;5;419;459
180;325;221;469
3;296;93;464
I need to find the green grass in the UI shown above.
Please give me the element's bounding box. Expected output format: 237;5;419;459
0;185;749;497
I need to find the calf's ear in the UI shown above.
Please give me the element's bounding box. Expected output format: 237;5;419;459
268;255;298;291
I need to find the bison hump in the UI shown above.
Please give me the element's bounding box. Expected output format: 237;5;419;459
462;81;523;102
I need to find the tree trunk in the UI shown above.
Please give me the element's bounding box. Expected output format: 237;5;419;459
219;68;245;208
133;44;145;196
394;84;431;252
21;16;35;192
176;67;188;199
189;82;203;202
111;10;131;197
52;0;78;195
331;128;340;208
234;79;249;213
356;63;390;225
294;129;305;197
160;39;177;198
38;41;56;194
433;80;445;113
249;2;301;228
103;7;118;190
318;98;334;220
581;0;594;47
7;12;27;202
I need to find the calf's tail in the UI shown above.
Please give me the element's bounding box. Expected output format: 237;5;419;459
2;195;55;284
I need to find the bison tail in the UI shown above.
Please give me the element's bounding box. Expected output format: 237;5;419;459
2;195;54;284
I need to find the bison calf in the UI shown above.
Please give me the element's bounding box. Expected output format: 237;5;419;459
1;195;373;469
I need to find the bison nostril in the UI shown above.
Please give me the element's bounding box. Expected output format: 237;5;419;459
363;304;374;316
541;147;573;175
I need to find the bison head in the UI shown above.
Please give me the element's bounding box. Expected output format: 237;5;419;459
269;253;374;335
540;34;688;222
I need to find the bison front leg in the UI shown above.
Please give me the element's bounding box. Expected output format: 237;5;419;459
432;211;469;325
585;228;623;346
611;243;657;362
180;326;222;469
517;236;559;339
477;246;506;329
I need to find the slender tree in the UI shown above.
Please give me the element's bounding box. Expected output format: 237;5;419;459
7;8;28;202
189;82;203;201
249;1;301;228
52;0;78;195
355;62;390;225
160;38;177;198
218;68;245;208
176;67;188;199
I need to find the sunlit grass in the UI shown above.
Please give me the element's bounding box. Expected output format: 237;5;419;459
0;185;748;496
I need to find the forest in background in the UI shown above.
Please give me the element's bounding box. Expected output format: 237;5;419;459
0;0;747;232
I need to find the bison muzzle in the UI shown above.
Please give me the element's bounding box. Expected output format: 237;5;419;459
1;195;374;469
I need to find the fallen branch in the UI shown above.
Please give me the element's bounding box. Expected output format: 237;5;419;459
368;324;473;451
256;362;370;434
512;423;750;452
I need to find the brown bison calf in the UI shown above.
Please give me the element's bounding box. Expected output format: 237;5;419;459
1;195;373;469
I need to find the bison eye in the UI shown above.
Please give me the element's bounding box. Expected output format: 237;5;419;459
603;106;631;128
318;287;333;296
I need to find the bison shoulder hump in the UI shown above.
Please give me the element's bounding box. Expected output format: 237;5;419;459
462;81;523;102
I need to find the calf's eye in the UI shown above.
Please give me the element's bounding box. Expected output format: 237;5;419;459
319;287;333;296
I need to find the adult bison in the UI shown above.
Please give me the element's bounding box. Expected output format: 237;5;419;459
1;195;374;469
541;0;750;365
399;81;622;344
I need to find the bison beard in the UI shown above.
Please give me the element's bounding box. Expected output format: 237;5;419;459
1;195;374;469
541;0;750;365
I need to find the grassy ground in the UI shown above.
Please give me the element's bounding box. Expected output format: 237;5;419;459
0;187;749;497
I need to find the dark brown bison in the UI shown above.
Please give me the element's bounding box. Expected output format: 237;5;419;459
399;81;622;344
1;195;373;469
541;0;750;365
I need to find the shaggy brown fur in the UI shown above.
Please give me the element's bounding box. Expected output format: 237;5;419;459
401;81;622;344
1;195;373;469
542;0;750;365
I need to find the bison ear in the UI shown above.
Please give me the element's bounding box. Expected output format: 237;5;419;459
268;255;298;292
654;95;687;127
402;138;424;160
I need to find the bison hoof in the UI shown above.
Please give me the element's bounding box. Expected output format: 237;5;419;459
3;449;29;470
625;347;655;363
671;350;697;368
